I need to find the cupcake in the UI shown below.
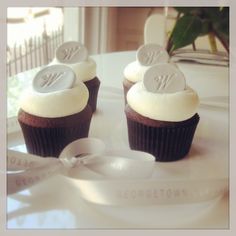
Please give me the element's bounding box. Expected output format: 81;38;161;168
18;64;92;158
125;63;200;162
123;43;169;104
51;41;100;112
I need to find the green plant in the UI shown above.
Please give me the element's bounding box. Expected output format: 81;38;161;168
166;7;229;55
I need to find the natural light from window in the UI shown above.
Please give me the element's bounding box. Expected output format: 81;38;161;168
7;7;63;47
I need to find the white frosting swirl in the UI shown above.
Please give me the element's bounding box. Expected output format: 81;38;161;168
51;57;97;82
124;61;150;83
127;81;199;122
20;80;89;118
123;61;178;83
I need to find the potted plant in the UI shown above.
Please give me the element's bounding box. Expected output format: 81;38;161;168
166;7;229;55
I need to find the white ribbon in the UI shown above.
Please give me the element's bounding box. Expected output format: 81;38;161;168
7;138;228;206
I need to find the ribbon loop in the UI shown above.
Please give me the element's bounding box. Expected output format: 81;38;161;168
59;138;106;160
58;137;106;168
60;156;78;168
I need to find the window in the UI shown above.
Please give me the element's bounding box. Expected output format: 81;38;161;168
7;7;64;77
7;7;64;123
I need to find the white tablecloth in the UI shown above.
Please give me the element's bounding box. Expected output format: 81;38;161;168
7;51;229;229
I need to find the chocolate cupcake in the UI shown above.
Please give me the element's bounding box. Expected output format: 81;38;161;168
125;63;200;162
123;44;169;104
18;65;92;158
52;41;100;112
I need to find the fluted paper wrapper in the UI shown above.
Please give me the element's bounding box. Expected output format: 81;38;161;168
84;77;100;112
125;107;200;162
18;105;92;158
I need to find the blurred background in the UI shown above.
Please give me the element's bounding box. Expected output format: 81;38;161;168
7;7;227;77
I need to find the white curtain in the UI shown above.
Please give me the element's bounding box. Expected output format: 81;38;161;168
63;7;116;55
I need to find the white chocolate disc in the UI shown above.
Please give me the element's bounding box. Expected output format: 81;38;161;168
33;65;76;93
143;64;186;94
136;44;169;66
56;41;88;64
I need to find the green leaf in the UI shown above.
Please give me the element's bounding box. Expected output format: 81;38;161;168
203;7;229;48
202;7;221;21
212;8;229;46
174;7;200;14
170;15;202;52
220;7;229;19
214;18;229;36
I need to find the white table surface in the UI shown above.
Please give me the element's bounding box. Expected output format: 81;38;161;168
7;51;229;229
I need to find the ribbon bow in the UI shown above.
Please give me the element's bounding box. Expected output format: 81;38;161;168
7;138;228;206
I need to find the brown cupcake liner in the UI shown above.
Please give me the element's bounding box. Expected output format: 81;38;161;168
18;105;92;158
126;112;200;162
84;77;100;112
